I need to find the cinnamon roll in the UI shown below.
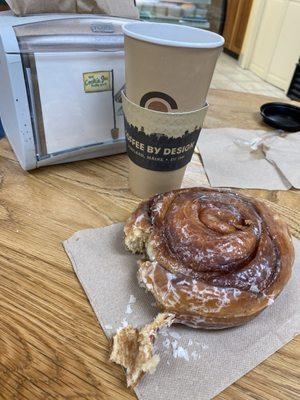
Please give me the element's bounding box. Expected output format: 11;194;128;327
124;188;294;329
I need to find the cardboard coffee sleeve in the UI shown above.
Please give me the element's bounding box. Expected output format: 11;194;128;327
122;93;208;197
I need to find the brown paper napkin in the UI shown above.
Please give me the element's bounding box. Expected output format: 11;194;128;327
63;223;300;400
197;128;292;190
265;133;300;189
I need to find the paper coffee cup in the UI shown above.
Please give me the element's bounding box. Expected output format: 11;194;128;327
123;22;224;111
122;93;208;198
122;22;224;197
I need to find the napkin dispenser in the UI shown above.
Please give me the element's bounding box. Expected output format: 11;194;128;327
0;13;135;170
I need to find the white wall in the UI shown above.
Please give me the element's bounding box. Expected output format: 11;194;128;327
240;0;300;91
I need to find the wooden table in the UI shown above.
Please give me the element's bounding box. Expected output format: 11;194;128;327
0;90;299;400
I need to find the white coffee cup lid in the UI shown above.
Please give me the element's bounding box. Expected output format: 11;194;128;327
123;22;224;49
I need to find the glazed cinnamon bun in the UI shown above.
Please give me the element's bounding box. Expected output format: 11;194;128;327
124;188;294;329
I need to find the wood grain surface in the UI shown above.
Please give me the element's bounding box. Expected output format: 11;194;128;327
0;90;299;400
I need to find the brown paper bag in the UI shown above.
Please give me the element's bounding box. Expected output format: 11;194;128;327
6;0;139;19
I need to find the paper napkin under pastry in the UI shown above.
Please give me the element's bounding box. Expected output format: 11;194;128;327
63;223;300;400
197;128;300;190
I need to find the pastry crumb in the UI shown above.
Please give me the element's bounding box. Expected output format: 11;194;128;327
110;313;175;387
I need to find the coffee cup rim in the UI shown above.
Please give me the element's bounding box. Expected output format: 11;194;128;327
123;22;224;49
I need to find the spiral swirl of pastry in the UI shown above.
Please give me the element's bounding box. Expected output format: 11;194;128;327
124;188;294;329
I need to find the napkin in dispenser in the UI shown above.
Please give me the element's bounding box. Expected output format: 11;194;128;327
0;12;140;170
